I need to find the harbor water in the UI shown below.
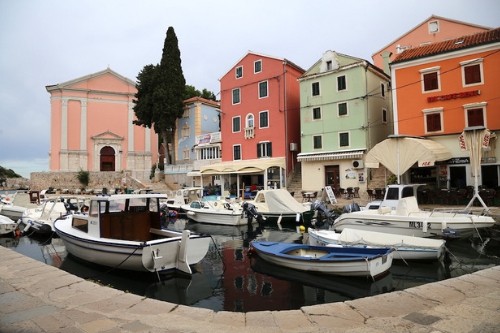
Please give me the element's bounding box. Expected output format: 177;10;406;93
2;215;500;313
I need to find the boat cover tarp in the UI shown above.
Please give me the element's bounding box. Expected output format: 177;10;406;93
365;137;452;176
338;228;445;249
252;189;308;213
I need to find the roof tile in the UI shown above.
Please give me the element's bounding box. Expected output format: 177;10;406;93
392;27;500;63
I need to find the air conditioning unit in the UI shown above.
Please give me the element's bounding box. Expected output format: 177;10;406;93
289;143;298;151
352;160;364;169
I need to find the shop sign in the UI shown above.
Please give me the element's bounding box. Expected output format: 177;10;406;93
427;90;480;103
447;157;470;164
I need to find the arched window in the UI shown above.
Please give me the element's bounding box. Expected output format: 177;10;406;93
246;114;254;128
100;146;115;171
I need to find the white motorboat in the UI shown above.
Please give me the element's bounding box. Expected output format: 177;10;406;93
21;196;85;236
249;241;394;279
333;184;496;239
54;193;211;274
181;199;246;226
0;193;25;221
0;215;19;236
166;187;203;213
247;189;313;224
308;228;446;261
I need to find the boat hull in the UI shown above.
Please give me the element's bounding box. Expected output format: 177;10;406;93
54;218;211;273
185;210;245;226
308;228;445;261
250;241;393;278
0;215;18;236
333;210;495;238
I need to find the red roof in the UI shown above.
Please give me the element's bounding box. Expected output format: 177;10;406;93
392;27;500;64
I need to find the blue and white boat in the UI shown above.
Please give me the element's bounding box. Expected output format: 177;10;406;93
249;241;394;279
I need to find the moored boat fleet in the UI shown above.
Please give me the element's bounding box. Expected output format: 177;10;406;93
0;184;497;281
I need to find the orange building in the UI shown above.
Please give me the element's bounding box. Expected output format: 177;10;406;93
372;15;491;73
391;28;500;189
46;68;158;180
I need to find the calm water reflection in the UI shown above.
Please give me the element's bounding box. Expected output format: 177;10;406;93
2;218;499;312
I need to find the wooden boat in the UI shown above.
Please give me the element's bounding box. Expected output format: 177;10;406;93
54;194;211;275
0;215;18;236
308;228;446;261
334;184;495;239
181;200;246;226
249;240;393;278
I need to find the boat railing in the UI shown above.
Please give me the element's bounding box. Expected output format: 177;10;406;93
428;207;472;217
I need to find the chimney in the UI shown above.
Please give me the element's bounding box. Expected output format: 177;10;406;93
381;51;392;76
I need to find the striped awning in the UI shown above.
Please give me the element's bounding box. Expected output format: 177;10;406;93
200;157;285;175
297;150;365;162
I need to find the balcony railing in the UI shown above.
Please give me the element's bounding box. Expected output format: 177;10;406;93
245;126;254;139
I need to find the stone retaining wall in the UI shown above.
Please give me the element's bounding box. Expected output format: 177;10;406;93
28;171;146;192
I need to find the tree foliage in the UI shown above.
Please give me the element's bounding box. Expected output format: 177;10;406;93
133;26;217;166
133;26;186;165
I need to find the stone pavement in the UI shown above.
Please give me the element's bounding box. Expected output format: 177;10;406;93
1;245;499;333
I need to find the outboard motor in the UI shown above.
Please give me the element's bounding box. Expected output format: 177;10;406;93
241;202;265;224
310;200;337;228
343;202;361;213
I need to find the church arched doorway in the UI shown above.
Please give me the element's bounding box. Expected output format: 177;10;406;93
100;146;115;171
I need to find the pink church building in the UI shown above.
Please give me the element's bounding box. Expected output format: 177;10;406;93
46;68;158;180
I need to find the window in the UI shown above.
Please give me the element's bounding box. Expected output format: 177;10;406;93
259;110;269;128
258;81;268;98
420;67;440;92
254;60;262;73
339;132;349;147
232;116;241;132
381;83;385;97
382;108;387;123
257;142;272;158
426;113;442;132
183;148;190;160
337;75;346;91
326;60;332;71
199;146;221;160
461;59;483;86
423;107;443;133
338;102;348;116
181;123;190;138
313;135;322;149
233;145;241;160
466;108;485;126
312;107;321;120
429;20;439;33
232;88;241;104
245;114;255;139
312;82;320;96
235;66;243;79
246;114;254;128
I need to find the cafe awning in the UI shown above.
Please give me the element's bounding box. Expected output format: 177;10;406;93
365;136;452;176
297;149;365;162
200;157;285;175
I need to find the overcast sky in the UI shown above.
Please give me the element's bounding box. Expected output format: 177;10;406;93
1;0;498;178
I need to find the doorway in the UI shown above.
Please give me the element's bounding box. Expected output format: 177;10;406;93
449;166;466;189
325;165;340;191
481;165;499;189
100;146;115;171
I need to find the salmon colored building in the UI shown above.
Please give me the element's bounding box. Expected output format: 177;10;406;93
391;28;500;189
46;68;158;180
200;52;304;194
372;15;491;73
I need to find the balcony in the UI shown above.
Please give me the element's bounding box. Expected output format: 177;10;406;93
245;126;255;139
